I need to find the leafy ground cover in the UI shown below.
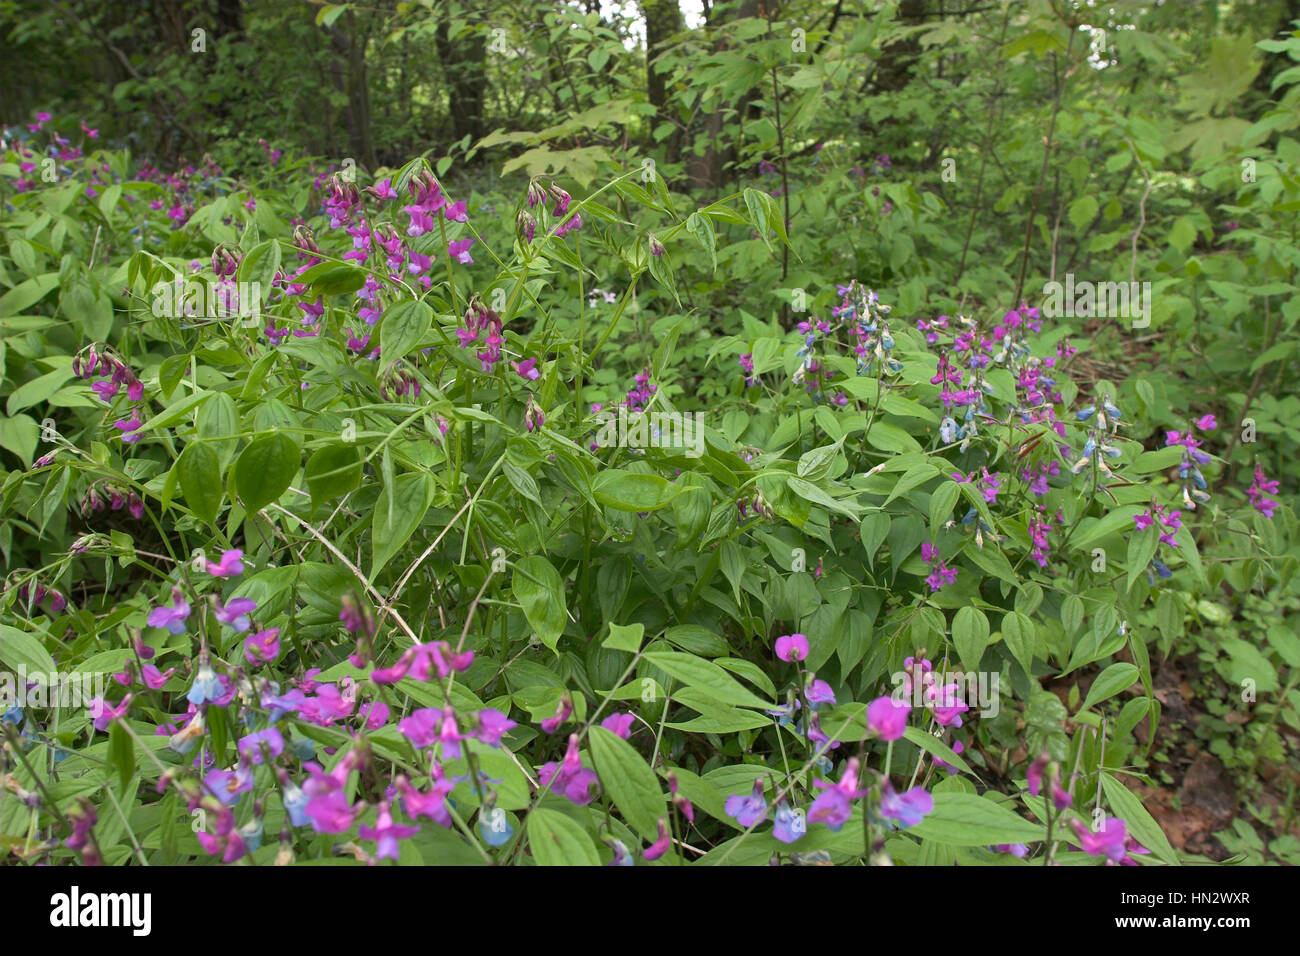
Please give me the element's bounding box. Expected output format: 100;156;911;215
1;0;1297;867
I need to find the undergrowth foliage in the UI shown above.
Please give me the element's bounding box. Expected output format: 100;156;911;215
0;106;1295;867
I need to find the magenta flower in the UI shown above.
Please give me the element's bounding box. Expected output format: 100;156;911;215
305;789;360;834
925;682;969;728
1193;414;1217;431
140;663;174;690
601;712;635;739
866;695;910;740
1070;817;1146;865
398;708;441;748
244;628;280;665
512;357;540;380
723;777;768;827
397;770;454;827
443;200;468;222
1247;465;1279;518
359;801;420;862
643;818;671;861
358;702;390;730
89;694;132;732
448;237;475;264
1027;753;1050;796
540;695;573;733
538;734;600;805
774;633;809;662
205;549;245;578
878;781;933;829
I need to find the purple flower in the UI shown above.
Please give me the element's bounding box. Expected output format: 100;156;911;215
808;758;864;831
774;633;808;662
205;549;245;578
237;727;285;764
206;763;255;805
113;416;142;442
473;708;517;746
772;801;806;843
359;801;420;861
147;587;191;634
724;777;768;827
512;357;540;380
806;678;836;706
215;597;257;633
878;782;933;829
443;200;468;222
601;712;635;740
866;696;910;740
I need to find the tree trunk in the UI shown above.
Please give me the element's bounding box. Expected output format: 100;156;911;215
642;0;684;162
435;21;488;146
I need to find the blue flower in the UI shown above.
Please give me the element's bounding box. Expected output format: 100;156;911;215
186;661;224;706
772;802;806;844
478;807;514;846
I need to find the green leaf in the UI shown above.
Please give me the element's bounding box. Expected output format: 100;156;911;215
603;622;644;653
304;443;362;513
1001;611;1038;676
177;442;223;524
370;472;433;577
1126;526;1160;592
909;793;1043;845
109;719;133;793
952;606;990;672
929;480;960;532
0;624;58;674
527;807;600;866
379;300;433;361
642;651;773;709
514;555;567;651
592;469;682;512
1099;775;1178;865
588;726;664;840
233;431;300;513
502;459;542;505
1079;662;1139;713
